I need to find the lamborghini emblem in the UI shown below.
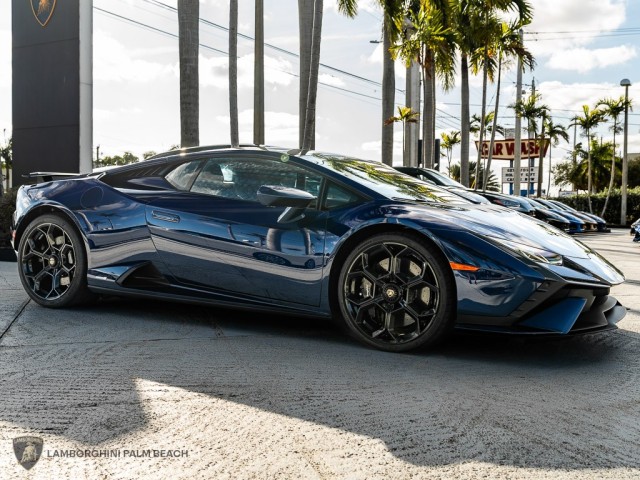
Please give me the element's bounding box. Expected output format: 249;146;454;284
13;436;44;470
31;0;57;27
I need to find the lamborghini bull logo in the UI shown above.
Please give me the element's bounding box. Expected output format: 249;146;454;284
13;436;44;470
31;0;57;27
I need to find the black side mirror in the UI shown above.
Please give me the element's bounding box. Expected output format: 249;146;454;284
257;185;316;223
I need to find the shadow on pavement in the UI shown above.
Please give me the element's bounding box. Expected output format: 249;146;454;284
1;296;639;470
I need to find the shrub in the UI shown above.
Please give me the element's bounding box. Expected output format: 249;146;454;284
0;189;17;248
551;187;640;226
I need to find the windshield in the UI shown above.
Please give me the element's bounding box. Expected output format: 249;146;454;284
311;154;469;204
425;170;467;188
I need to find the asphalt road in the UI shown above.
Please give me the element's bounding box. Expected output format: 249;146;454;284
1;230;639;479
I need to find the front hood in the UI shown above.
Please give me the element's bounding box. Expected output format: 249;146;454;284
394;202;592;255
387;202;624;284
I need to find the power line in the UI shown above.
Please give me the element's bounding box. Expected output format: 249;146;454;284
94;7;227;55
139;0;403;94
94;6;405;113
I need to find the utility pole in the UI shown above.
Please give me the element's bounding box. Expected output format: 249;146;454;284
96;145;100;166
621;78;631;225
513;29;523;197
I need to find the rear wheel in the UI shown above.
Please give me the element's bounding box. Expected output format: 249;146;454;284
336;232;455;352
18;214;92;307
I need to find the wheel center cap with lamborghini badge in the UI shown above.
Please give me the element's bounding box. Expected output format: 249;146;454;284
382;284;401;303
48;256;58;267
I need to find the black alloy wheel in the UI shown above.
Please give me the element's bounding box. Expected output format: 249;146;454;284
18;214;92;307
337;232;455;352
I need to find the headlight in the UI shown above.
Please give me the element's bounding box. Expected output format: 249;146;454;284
496;239;563;266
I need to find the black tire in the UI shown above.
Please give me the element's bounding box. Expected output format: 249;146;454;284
336;232;456;352
18;213;93;308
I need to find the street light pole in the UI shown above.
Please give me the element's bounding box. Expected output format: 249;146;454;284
620;78;631;226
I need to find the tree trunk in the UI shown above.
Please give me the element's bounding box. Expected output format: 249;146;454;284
422;48;435;168
229;0;239;147
381;19;395;166
178;0;199;147
253;0;265;145
536;113;545;197
547;142;552;198
586;132;593;213
404;62;420;167
483;53;502;191
475;47;488;190
460;54;470;187
301;0;323;151
601;120;618;216
298;0;314;148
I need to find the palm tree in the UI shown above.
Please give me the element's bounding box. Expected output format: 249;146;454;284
510;92;548;195
229;0;239;147
556;140;619;193
468;0;532;191
452;0;532;187
542;118;569;197
451;0;479;187
0;137;11;196
300;0;324;151
570;105;605;213
450;161;499;190
178;0;199;147
391;1;456;169
483;19;534;191
596;96;631;216
385;106;420;155
440;130;461;173
380;17;395;166
338;0;404;166
470;112;504;139
469;11;500;190
254;0;264;145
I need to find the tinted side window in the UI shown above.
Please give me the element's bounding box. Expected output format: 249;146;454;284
191;157;323;206
165;160;203;191
325;182;363;209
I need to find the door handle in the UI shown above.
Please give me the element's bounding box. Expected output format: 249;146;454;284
151;210;180;223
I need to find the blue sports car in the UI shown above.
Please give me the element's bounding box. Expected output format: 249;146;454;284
11;146;626;352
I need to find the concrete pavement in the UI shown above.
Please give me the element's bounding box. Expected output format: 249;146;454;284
1;230;639;479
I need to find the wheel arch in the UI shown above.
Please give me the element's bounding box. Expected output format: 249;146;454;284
327;223;456;312
14;204;88;255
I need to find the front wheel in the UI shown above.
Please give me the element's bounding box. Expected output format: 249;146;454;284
18;213;92;307
336;232;456;352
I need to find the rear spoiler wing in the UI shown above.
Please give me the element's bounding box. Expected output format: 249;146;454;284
23;172;84;183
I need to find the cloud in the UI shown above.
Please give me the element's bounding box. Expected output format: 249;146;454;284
200;53;294;88
0;30;10;89
537;80;620;115
325;0;381;16
94;30;173;83
318;74;345;87
546;45;637;73
216;110;299;145
526;0;626;57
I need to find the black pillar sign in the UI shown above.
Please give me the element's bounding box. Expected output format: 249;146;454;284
12;0;93;186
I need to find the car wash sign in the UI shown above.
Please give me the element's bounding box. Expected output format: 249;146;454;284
476;139;550;160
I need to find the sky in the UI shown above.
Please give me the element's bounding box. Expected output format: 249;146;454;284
1;0;639;193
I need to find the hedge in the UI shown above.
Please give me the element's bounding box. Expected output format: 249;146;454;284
551;187;640;226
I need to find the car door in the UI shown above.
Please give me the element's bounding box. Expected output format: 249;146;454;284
146;152;328;307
